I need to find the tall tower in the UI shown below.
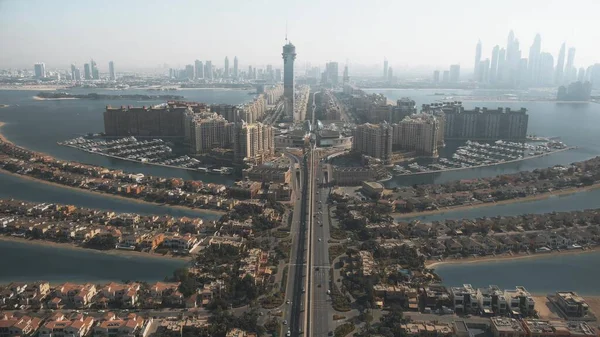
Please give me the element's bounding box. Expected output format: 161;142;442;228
233;56;239;78
555;43;566;85
528;33;542;86
282;39;297;121
383;58;388;79
565;47;576;83
474;40;482;80
224;57;230;78
108;61;116;81
490;45;499;83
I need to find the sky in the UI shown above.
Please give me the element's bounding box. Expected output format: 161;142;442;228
0;0;598;73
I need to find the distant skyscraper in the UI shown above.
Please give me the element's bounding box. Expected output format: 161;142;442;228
383;58;388;79
343;65;349;84
474;40;482;80
539;52;554;86
325;62;339;86
275;69;282;82
450;64;460;83
247;65;253;80
108;61;116;81
478;59;490;83
497;48;506;83
91;59;99;80
282;40;296;120
233;56;238;78
194;60;204;79
224;57;230;77
185;65;195;80
442;70;450;83
70;64;77;80
555;43;566;85
83;63;91;80
565;47;576;83
527;34;542;85
33;63;46;78
387;67;393;82
577;67;586;82
205;61;213;79
490;45;499;83
433;70;440;83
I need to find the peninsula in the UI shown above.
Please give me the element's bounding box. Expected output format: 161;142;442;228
34;91;184;100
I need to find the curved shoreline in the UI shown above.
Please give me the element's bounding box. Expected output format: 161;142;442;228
0;235;191;262
394;183;600;219
392;146;576;178
426;246;600;269
1;121;224;217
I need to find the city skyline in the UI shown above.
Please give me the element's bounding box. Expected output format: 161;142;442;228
1;0;599;72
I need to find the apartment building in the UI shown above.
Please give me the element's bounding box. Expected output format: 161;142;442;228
522;320;597;337
184;112;233;154
103;104;186;137
392;114;441;157
352;123;393;163
233;122;274;164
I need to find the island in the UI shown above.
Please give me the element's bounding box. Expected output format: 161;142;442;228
34;91;184;100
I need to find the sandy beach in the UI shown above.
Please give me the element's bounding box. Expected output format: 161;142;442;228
0;235;191;261
426;246;600;269
394;183;600;219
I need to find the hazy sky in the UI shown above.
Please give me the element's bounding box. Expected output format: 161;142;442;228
1;0;598;72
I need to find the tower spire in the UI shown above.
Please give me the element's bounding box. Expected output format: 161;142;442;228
285;21;288;42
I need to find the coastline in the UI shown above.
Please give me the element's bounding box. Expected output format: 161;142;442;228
0;86;67;91
426;246;600;269
0;167;225;217
392;146;576;177
33;96;79;101
394;183;600;219
0;121;224;217
0;235;191;262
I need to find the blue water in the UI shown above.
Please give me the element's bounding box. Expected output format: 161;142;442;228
0;239;187;283
434;251;600;295
0;88;252;184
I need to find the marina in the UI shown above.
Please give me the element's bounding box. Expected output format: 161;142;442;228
59;136;234;175
393;139;573;176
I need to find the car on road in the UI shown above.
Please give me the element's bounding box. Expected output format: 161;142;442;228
315;267;319;271
287;330;291;337
302;287;305;293
318;238;322;242
283;320;287;325
327;289;331;295
286;300;290;304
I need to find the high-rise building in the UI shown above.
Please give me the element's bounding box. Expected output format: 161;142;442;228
84;63;91;80
70;64;77;80
34;63;46;78
497;48;506;83
194;60;204;79
103;103;187;137
450;64;460;83
477;59;489;83
233;122;274;164
474;40;482;80
185;65;195;80
392;114;441;157
565;47;576;83
441;102;528;140
490;45;499;83
442;71;450;83
352;123;393;163
555;43;566;85
184;112;232;154
233;56;238;78
205;61;213;79
343;65;349;84
275;69;282;82
108;61;116;81
577;67;586;82
383;58;388;79
388;67;393;82
91;59;99;80
528;34;542;85
539;52;554;86
433;70;440;83
324;62;339;86
224;57;230;77
282;40;296;120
